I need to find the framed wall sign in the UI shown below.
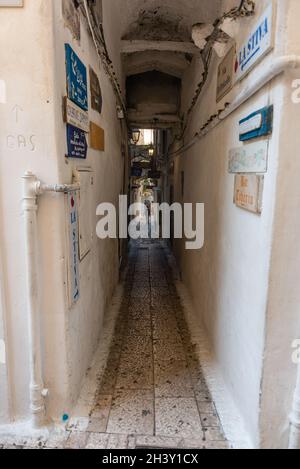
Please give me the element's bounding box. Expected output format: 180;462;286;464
239;106;273;141
65;44;88;111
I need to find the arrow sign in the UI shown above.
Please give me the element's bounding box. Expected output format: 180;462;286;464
12;104;23;123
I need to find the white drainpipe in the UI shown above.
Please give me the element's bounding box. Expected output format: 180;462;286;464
22;171;79;428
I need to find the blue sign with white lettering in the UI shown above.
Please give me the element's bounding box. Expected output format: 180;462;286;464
235;4;274;82
66;124;88;159
239;106;273;142
65;44;88;111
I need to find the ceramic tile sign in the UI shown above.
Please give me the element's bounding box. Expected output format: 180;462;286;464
216;47;235;102
64;97;89;133
62;0;80;41
90;67;103;114
65;44;88;111
66;124;88;159
239;106;273;142
234;174;264;214
235;2;275;82
66;190;80;306
229;141;269;174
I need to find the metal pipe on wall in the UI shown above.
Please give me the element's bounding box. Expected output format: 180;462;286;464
22;171;80;429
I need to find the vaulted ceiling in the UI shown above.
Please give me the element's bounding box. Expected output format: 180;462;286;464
115;0;237;127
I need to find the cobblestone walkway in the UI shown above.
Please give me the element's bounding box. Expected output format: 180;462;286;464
0;241;228;450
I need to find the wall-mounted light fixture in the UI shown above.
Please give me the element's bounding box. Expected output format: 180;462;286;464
131;129;141;145
148;146;155;157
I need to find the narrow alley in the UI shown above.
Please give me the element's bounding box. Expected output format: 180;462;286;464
1;0;300;452
65;241;227;450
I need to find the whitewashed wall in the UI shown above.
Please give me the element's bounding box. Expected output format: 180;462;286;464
173;0;300;448
0;0;124;425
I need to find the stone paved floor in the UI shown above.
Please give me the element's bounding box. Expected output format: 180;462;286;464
0;241;228;450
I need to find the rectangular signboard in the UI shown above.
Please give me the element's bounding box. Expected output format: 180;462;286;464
239;106;273;141
66;191;80;306
64;97;89;133
229;141;269;174
89;122;105;151
234;174;264;214
217;47;235;102
66;124;88;159
65;44;88;111
235;3;275;82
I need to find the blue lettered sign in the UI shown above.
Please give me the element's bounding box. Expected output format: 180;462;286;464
235;3;275;82
65;44;88;111
67;124;88;159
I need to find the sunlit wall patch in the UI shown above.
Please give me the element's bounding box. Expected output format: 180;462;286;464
0;339;6;364
0;79;6;104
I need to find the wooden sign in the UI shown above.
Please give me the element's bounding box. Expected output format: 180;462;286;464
234;174;264;214
64;97;89;132
217;47;235;102
229;141;269;174
90;67;102;113
90;122;105;151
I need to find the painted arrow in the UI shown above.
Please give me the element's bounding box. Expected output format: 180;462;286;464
12;104;23;123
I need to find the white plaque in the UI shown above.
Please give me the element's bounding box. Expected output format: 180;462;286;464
65;98;89;133
235;2;275;82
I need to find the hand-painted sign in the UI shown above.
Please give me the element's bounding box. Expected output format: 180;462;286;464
229;141;269;174
66;124;88;159
64;97;89;133
234;174;264;214
65;44;88;111
235;3;275;82
239;106;273;141
90;67;102;114
217;47;235;102
67;191;80;306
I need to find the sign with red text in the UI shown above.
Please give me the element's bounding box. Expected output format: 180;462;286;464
234;174;264;214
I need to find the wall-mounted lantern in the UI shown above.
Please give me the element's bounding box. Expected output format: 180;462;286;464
130;129;141;145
